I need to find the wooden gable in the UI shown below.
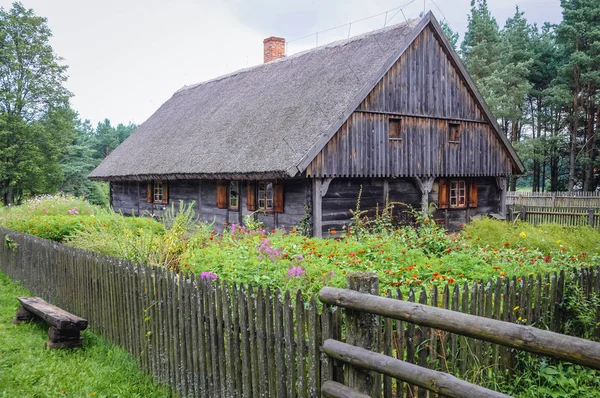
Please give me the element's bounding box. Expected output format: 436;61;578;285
306;24;518;178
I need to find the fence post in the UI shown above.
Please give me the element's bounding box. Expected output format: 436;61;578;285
589;209;595;228
345;273;380;396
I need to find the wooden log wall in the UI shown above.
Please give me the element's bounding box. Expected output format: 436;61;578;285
1;228;598;397
111;179;310;232
320;177;500;235
306;26;515;179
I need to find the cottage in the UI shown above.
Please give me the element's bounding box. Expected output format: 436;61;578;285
89;12;524;236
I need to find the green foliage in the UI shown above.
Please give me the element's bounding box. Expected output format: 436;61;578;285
68;201;202;270
464;217;600;256
496;355;600;397
561;284;600;339
0;271;172;397
0;193;163;243
0;3;75;204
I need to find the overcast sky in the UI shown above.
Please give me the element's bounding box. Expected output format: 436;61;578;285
1;0;563;126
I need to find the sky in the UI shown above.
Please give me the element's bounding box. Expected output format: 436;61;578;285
0;0;563;126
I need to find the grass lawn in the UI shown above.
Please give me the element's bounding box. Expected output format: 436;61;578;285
0;272;173;398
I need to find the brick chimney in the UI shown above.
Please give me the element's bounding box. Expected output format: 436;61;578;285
263;37;285;63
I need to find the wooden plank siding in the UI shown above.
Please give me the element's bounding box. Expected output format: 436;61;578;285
110;179;310;231
306;26;514;179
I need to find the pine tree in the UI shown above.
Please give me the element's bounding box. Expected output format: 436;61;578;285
556;0;600;191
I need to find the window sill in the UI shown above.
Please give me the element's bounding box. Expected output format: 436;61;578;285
449;141;460;144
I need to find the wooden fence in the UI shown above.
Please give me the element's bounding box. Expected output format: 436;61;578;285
320;276;600;398
507;205;600;229
507;191;600;208
1;228;599;397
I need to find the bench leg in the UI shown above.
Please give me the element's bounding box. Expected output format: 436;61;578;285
46;326;83;349
12;306;34;324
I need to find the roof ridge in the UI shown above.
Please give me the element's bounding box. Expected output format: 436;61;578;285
174;18;420;95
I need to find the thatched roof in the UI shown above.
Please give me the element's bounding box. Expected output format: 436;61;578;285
89;13;523;182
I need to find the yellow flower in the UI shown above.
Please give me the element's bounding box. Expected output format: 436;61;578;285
513;306;520;311
520;232;527;239
538;229;542;233
556;240;562;244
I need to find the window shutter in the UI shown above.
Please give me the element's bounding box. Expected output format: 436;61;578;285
246;182;256;211
439;179;449;209
468;180;478;208
162;182;169;204
217;181;227;209
274;181;284;213
147;182;153;203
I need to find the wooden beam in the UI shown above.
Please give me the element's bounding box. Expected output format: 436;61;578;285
17;297;88;331
495;177;507;217
312;179;323;238
355;109;488;124
318;287;600;370
322;339;510;398
345;273;380;396
321;381;371;398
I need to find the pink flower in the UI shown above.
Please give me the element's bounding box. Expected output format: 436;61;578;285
287;267;305;278
200;271;218;280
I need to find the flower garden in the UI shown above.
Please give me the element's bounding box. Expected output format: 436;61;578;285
1;194;599;297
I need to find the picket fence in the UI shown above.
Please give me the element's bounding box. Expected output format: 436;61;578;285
1;228;599;397
507;205;600;229
506;191;600;208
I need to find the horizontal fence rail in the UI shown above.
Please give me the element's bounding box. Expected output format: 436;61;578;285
0;228;599;397
322;339;511;398
319;287;600;370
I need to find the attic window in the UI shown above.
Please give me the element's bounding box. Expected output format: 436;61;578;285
449;123;461;143
389;118;402;140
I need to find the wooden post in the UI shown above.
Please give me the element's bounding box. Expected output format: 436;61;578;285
345;273;380;396
312;178;333;238
414;177;435;216
589;209;595;228
508;206;514;222
495;177;507;217
312;179;323;238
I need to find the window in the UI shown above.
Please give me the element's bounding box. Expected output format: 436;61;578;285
449;180;466;208
147;181;168;204
229;181;239;209
153;181;164;203
449;122;461;143
258;181;274;211
439;179;477;209
389;118;402;140
246;181;284;213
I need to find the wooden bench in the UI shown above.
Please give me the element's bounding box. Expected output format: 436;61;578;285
13;297;88;349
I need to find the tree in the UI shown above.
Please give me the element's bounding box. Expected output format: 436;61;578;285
0;2;72;204
556;0;600;191
461;0;502;85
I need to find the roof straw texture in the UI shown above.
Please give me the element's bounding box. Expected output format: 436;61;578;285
90;19;420;181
